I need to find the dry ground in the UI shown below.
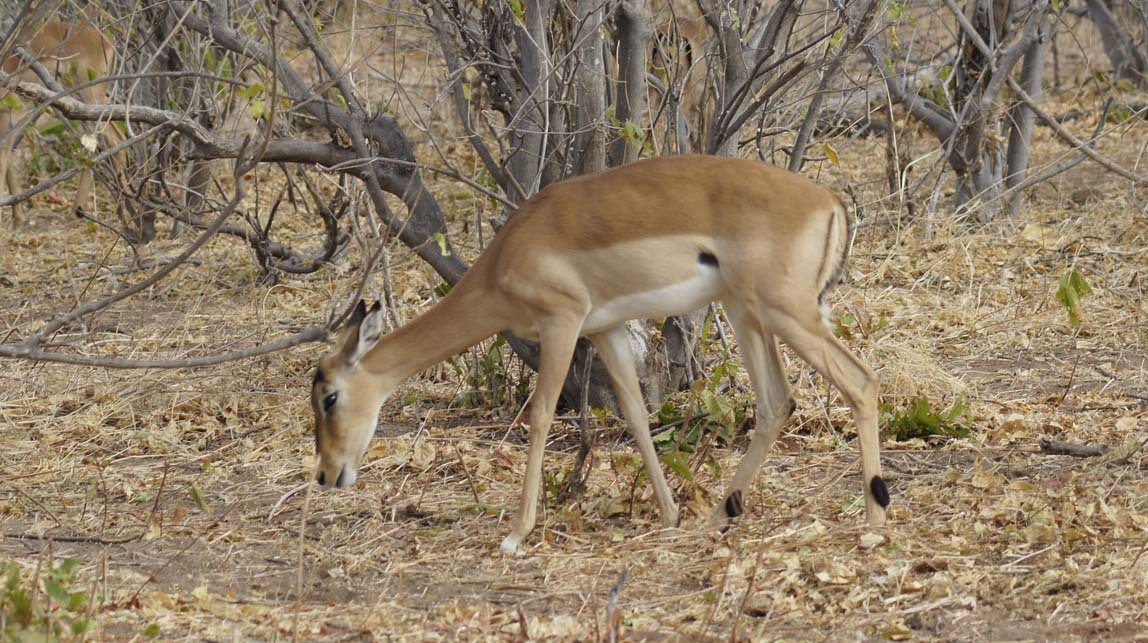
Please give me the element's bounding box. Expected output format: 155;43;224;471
3;11;1148;643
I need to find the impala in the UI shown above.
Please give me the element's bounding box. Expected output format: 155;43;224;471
0;20;118;227
311;155;889;554
650;16;710;152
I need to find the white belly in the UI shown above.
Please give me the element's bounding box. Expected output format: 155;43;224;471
581;263;725;335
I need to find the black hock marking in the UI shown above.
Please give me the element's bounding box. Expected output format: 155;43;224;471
724;490;744;518
870;476;890;508
786;398;797;418
698;252;719;268
316;470;326;486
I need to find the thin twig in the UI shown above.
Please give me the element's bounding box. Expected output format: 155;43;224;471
292;482;314;643
606;566;630;643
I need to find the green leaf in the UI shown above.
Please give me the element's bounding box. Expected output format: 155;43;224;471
4;562;20;592
189;483;208;511
237;82;265;100
44;579;71;606
604;104;619;126
434;232;451;256
248;99;266;120
828;30;845;51
884;396;971;441
71;617;92;635
67;589;88;612
1056;269;1092;327
659;452;694;482
508;0;525;22
0;92;22;111
620;119;644;144
40;120;67;137
1068;269;1093;297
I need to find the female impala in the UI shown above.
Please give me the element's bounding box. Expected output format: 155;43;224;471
311;155;889;554
0;20;118;226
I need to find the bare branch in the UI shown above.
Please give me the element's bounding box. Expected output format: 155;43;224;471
1008;78;1147;186
0;327;326;369
24;139;257;347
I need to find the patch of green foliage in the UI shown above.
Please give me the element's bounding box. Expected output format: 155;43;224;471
651;313;746;481
881;396;971;442
2;558;93;641
1056;268;1093;327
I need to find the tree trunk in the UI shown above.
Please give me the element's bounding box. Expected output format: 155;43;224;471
609;0;648;166
1085;0;1148;84
1004;8;1053;218
951;0;1011;220
574;0;607;174
507;0;553;196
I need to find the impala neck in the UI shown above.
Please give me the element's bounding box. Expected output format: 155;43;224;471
362;278;508;385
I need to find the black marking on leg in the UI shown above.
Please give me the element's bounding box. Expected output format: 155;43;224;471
870;476;890;508
786;398;797;418
724;490;744;518
698;251;719;268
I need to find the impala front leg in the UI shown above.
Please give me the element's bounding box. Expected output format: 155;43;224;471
500;317;582;555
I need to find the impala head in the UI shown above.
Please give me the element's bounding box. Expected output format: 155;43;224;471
311;300;391;489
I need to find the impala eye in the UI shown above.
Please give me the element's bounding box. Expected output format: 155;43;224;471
323;392;338;410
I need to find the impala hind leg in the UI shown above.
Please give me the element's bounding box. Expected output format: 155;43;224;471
500;316;582;555
590;326;679;528
711;301;795;530
762;305;888;527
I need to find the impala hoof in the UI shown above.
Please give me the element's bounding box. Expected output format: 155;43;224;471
499;534;522;555
708;507;732;533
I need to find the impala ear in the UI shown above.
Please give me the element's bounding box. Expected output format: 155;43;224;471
339;300;384;365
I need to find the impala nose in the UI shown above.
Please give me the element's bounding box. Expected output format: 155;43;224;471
316;466;353;488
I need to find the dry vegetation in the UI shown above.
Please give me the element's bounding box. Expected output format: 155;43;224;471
2;6;1148;642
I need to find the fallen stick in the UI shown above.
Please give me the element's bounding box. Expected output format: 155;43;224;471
1039;438;1110;457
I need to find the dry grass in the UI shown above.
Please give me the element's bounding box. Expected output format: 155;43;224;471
3;10;1148;642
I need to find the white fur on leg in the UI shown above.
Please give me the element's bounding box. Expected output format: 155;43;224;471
499;533;522;555
708;505;732;531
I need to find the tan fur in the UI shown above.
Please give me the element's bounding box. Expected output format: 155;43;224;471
0;21;120;226
649;17;711;152
311;155;886;554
